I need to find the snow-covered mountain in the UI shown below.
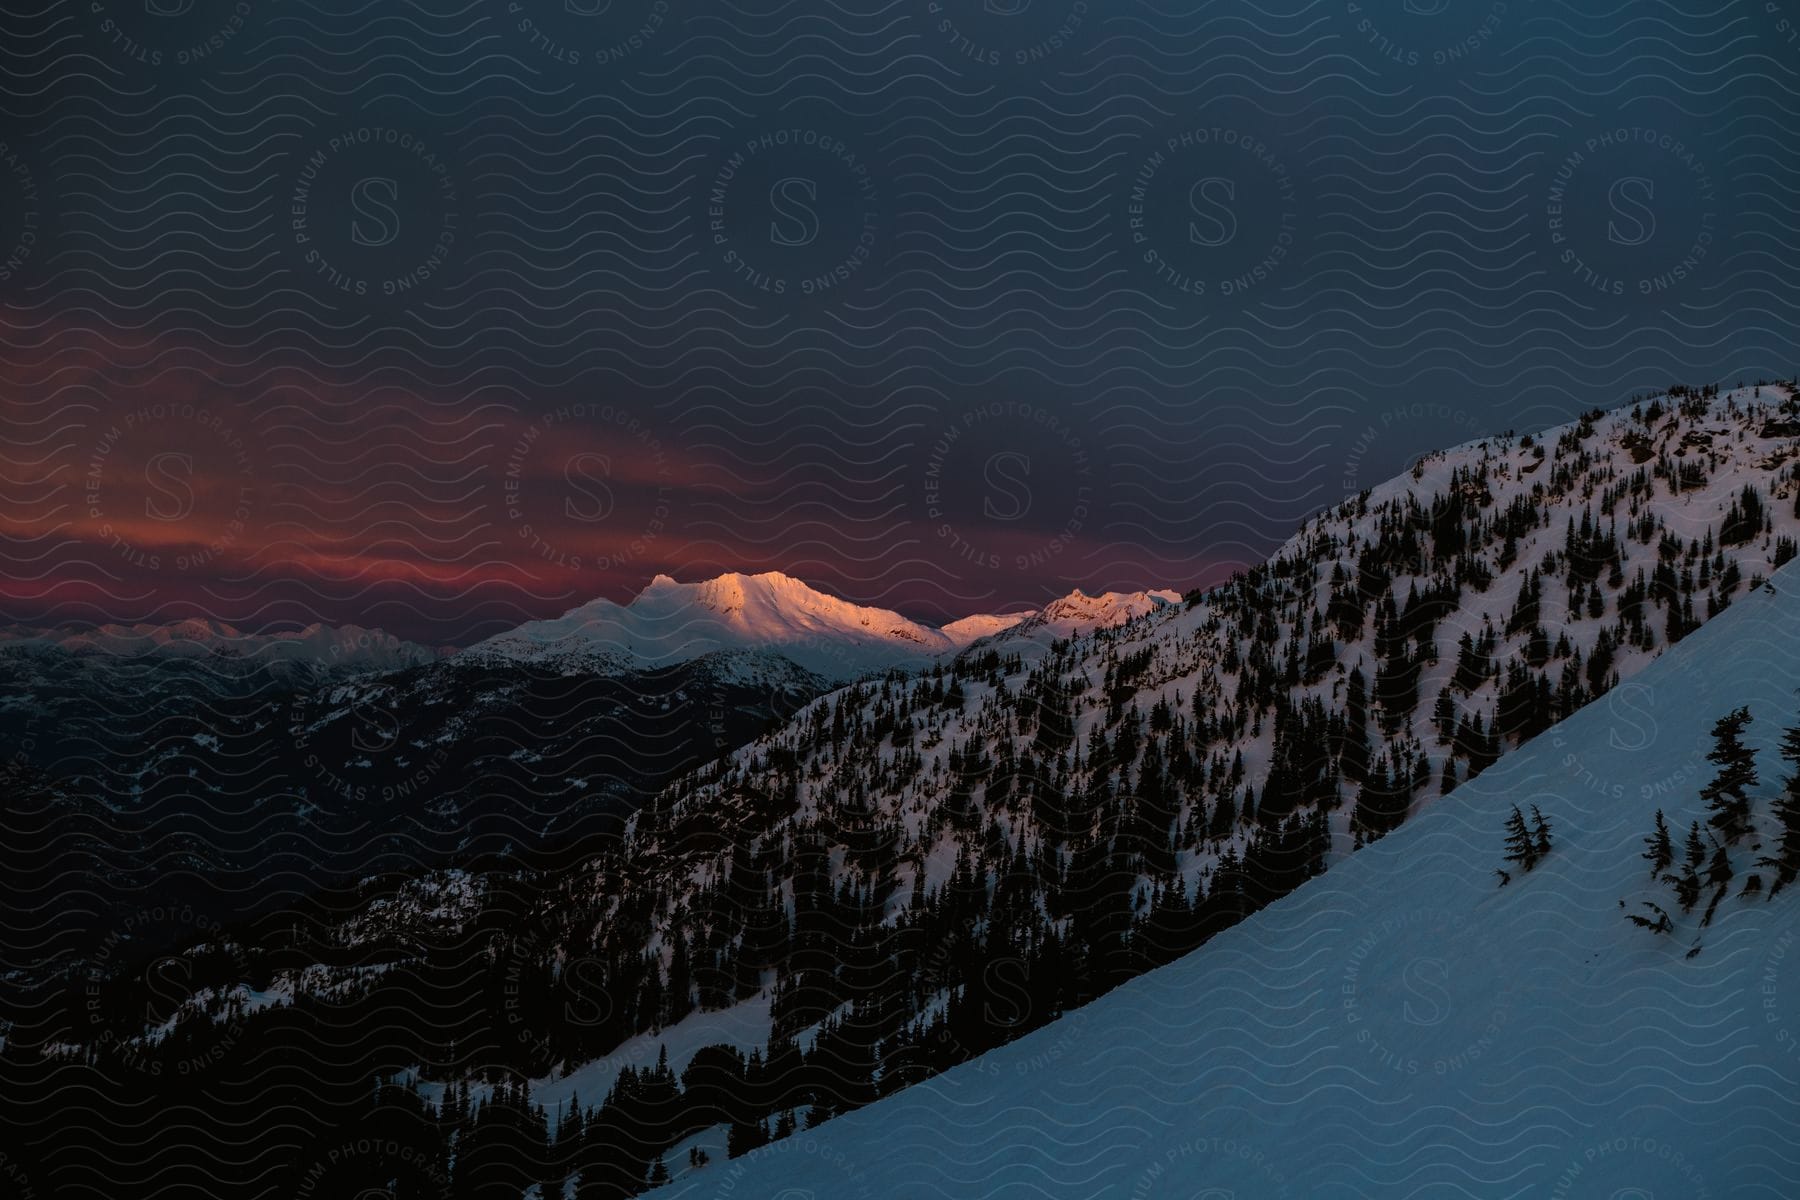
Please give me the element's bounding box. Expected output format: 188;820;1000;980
464;570;1171;681
454;381;1800;1184
981;585;1183;662
25;382;1800;1200
652;551;1800;1199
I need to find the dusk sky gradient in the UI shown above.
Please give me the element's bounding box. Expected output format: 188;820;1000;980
4;0;1798;642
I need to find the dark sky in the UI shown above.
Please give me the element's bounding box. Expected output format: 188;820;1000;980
2;0;1797;643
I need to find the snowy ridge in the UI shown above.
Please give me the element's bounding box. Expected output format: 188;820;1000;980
645;385;1800;891
984;586;1183;655
464;570;1161;682
651;558;1800;1198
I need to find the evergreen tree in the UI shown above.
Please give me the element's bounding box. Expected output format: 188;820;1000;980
1642;809;1673;878
1705;843;1734;891
1671;821;1707;912
1700;707;1757;842
1760;721;1800;896
1684;820;1707;870
1502;805;1538;872
1529;805;1553;860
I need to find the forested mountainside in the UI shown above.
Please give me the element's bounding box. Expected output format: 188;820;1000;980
652;544;1800;1200
8;382;1800;1199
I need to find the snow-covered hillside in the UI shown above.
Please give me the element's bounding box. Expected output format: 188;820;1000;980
33;384;1800;1200
651;555;1800;1199
622;384;1800;938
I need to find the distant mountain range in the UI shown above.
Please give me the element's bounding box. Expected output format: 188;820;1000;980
3;573;1182;683
0;571;1183;952
464;570;1181;679
13;381;1800;1200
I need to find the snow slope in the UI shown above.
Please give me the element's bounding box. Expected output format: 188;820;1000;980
652;561;1800;1199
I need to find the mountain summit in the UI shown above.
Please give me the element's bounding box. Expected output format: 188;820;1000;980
466;570;1175;681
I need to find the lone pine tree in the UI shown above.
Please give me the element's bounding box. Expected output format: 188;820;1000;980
1643;809;1673;877
1700;706;1758;843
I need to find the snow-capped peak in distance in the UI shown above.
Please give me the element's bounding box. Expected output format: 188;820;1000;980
0;618;444;673
464;570;1177;682
1013;585;1184;637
